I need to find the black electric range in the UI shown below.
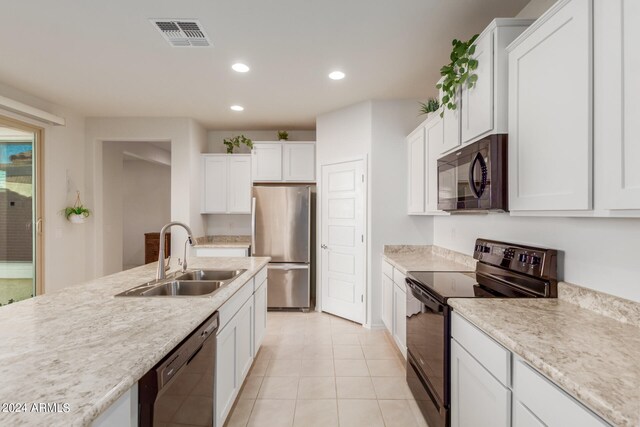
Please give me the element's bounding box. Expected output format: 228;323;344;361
405;239;558;427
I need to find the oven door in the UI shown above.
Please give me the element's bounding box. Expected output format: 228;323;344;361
406;279;449;427
437;135;507;211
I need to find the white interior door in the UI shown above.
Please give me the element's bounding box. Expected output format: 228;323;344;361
320;159;365;324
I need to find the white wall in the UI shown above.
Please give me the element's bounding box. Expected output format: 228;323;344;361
316;100;434;327
207;130;316;153
0;82;87;293
85;118;207;278
122;159;171;270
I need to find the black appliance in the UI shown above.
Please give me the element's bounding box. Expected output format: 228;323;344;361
437;134;508;212
405;239;558;427
139;312;219;427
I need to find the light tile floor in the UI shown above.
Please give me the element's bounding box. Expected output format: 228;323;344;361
224;311;428;427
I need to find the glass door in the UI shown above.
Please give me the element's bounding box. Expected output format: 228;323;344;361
0;117;42;306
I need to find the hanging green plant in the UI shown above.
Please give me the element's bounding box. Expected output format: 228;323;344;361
436;34;480;117
277;130;289;141
63;191;91;224
418;97;440;116
223;134;254;154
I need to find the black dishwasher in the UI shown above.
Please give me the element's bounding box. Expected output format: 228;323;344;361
139;312;219;427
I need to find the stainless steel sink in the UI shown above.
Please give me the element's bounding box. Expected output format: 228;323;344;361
115;269;246;297
141;280;224;296
174;269;246;282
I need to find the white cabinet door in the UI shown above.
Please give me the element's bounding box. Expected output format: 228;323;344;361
508;0;592;211
253;278;267;353
513;400;545;427
283;142;315;182
407;127;426;214
381;273;393;332
595;0;640;210
425;115;444;212
451;339;511;427
227;155;252;213
441;93;461;154
235;296;254;381
461;30;494;144
252;142;282;181
202;155;228;213
215;320;238;427
92;384;137;427
392;282;406;358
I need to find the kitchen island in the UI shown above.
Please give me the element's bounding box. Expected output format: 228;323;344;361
0;256;270;427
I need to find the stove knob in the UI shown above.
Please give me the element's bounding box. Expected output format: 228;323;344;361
482;245;490;253
529;255;541;266
518;253;528;263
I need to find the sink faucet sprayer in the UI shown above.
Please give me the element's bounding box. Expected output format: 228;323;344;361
156;222;195;281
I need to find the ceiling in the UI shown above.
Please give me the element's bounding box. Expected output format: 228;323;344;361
0;0;528;129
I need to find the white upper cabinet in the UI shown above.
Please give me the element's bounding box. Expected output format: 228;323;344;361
252;142;283;181
425;115;445;212
407;126;426;214
283;142;315;182
201;154;252;214
594;0;640;211
441;89;462;154
508;0;593;212
252;141;316;182
461;19;533;145
227;156;252;213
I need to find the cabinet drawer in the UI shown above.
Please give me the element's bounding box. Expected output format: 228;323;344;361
254;267;267;292
392;268;406;286
451;312;510;386
513;359;609;427
382;260;394;278
218;279;254;332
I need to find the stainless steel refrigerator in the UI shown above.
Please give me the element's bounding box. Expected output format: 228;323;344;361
252;185;311;309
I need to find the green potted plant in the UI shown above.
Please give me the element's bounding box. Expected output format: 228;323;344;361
419;98;440;116
437;34;480;117
223;135;253;154
277;131;289;141
64;191;91;224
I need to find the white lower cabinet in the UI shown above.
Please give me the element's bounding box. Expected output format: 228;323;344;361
381;273;393;331
392;281;407;358
195;247;249;257
92;384;137;427
451;339;510;427
215;267;267;427
253;278;267;351
451;312;611;427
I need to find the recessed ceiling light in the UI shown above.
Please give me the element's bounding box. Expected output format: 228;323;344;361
232;63;250;73
230;105;244;111
328;71;345;80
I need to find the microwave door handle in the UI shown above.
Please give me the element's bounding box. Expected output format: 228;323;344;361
468;152;488;199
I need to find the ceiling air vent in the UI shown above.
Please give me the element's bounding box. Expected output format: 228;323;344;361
150;19;211;47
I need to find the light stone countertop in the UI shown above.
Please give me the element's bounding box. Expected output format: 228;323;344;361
449;296;640;427
194;235;251;249
0;256;270;427
383;245;477;274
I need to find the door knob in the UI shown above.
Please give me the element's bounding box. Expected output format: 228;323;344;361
321;244;328;249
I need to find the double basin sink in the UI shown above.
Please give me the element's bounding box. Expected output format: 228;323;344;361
116;269;246;297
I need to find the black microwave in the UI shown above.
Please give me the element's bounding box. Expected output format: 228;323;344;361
437;134;508;212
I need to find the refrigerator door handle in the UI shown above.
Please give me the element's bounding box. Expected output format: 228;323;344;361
267;263;310;270
251;197;256;253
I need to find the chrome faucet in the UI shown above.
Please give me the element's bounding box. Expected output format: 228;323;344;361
156;222;195;281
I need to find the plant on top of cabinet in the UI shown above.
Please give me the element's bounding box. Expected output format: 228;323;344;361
436;34;480;117
64;191;91;224
418;97;440;115
277;130;289;141
223;134;253;154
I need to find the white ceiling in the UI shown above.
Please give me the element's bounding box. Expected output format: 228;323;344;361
0;0;528;129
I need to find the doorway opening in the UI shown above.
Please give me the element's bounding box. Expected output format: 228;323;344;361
0;116;43;306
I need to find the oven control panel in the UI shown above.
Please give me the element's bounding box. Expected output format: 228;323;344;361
473;239;557;280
